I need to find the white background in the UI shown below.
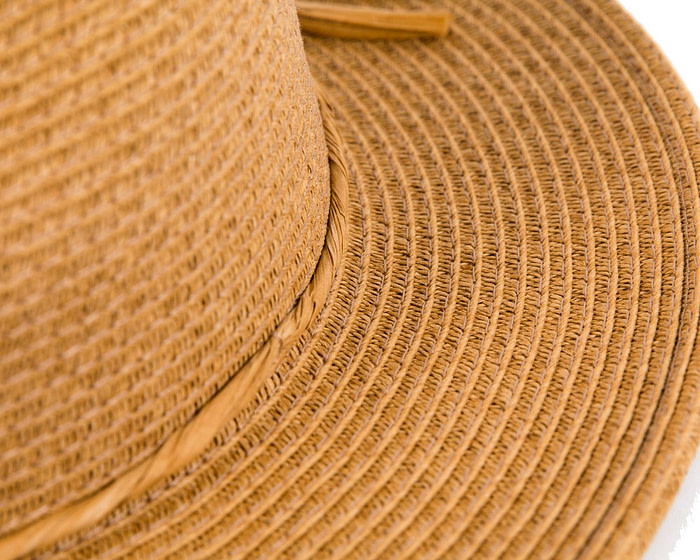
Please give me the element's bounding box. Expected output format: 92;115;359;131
614;2;700;559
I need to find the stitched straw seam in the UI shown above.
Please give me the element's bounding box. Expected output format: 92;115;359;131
338;33;568;560
3;1;699;558
165;75;410;556
58;7;688;552
407;0;632;556
0;90;347;559
302;38;548;560
214;50;442;555
416;7;628;560
249;26;462;560
470;0;684;552
540;0;699;557
418;12;604;560
83;176;360;558
137;9;684;544
500;1;674;557
78;2;700;556
424;0;648;556
117;118;371;560
270;51;512;556
294;0;636;552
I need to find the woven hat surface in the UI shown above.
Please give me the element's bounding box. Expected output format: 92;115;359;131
1;0;699;558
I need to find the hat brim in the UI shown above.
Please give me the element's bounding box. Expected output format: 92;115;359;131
14;0;700;558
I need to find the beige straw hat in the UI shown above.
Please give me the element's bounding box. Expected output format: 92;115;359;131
2;0;700;558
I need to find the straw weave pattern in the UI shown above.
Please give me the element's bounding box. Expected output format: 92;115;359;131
2;0;700;558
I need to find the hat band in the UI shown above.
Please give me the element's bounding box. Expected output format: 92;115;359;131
0;88;349;560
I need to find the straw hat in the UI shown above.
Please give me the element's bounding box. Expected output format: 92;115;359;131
1;0;699;558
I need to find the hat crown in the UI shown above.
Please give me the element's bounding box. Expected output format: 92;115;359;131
0;0;329;530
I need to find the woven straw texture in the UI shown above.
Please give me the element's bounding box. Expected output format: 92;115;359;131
2;0;700;558
0;0;330;541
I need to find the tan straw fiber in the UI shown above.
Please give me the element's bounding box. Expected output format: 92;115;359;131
1;0;700;558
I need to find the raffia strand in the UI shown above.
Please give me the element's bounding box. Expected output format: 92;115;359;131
296;1;452;39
